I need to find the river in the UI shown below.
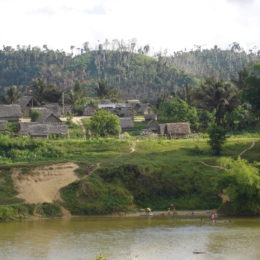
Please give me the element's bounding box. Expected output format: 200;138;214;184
0;216;259;260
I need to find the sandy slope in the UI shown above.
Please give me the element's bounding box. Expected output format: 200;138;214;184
12;163;79;204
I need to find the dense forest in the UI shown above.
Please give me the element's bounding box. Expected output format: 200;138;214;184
0;41;259;99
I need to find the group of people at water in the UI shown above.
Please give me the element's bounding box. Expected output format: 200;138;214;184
142;205;219;224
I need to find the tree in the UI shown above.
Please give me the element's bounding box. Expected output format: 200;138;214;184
243;63;260;116
207;123;227;155
88;110;121;137
195;78;239;126
157;98;199;130
95;80;110;99
3;85;21;104
218;157;260;215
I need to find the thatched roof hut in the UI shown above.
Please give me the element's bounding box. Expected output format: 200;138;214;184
27;124;68;138
36;110;62;124
43;103;61;116
120;117;134;131
83;104;96;116
19;96;41;116
116;107;134;118
164;122;191;139
147;120;160;133
0;104;22;122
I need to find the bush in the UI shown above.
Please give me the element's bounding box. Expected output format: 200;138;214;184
30;110;42;122
41;203;62;217
218;157;260;215
88;110;121;137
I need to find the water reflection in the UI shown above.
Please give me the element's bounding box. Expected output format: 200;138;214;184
0;216;259;260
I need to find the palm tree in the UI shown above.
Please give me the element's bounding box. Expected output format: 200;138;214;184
4;85;21;104
195;78;239;126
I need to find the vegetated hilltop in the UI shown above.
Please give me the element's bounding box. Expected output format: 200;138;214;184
1;42;259;99
166;43;260;81
0;44;196;99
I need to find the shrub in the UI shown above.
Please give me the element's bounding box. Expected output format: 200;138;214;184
30;110;42;122
88;110;121;137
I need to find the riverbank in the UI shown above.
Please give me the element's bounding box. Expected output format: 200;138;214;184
0;137;259;221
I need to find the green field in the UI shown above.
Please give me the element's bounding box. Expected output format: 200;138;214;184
0;135;259;219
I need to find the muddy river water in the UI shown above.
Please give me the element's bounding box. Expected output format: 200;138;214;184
0;216;259;260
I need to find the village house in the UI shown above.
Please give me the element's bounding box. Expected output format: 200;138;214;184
162;122;191;139
19;122;68;138
42;103;61;116
83;104;97;116
19;96;41;117
120;117;134;131
35;110;63;124
147;120;160;133
0;104;22;122
28;124;68;139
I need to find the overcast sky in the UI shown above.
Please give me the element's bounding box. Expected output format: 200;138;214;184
0;0;259;53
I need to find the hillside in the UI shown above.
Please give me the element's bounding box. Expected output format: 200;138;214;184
166;44;260;81
0;46;196;99
1;43;259;100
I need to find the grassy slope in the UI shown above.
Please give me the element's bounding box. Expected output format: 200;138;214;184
0;137;259;215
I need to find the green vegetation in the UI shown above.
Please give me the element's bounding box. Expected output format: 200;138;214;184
207;124;227;155
0;135;258;219
87;110;121;137
30;109;42;122
218;157;260;215
157;98;199;129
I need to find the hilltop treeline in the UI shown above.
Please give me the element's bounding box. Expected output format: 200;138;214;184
0;43;195;99
0;41;259;99
167;42;260;81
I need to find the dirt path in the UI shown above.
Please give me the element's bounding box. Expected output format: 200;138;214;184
129;142;136;153
239;140;256;157
198;161;227;170
12;163;79;204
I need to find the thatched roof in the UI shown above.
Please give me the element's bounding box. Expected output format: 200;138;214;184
120;117;134;130
36;110;62;124
19;122;36;135
43;103;61;116
0;104;22;118
147;120;160;132
165;122;191;135
116;107;134;117
83;104;96;116
19;96;40;108
47;124;68;135
27;124;68;137
19;96;33;108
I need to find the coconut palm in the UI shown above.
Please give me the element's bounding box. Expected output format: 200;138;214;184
195;78;239;126
4;85;21;104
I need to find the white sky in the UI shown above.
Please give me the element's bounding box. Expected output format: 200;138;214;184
0;0;260;53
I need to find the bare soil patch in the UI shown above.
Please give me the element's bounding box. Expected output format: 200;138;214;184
12;163;79;204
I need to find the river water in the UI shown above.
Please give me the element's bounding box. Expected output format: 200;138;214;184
0;216;259;260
